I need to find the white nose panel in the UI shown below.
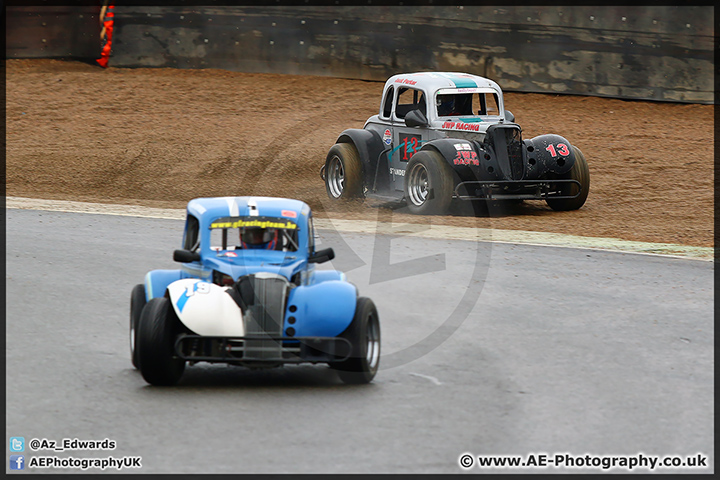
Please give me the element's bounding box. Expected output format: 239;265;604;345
167;279;245;337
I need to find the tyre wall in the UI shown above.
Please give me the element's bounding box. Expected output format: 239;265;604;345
6;5;714;104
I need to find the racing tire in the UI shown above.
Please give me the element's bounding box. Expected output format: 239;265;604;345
325;143;364;200
546;146;590;211
404;150;453;215
137;297;185;386
332;297;381;384
129;284;146;369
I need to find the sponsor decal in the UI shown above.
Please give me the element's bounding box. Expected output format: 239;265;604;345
383;129;392;145
453;150;479;166
453;143;472;151
281;209;297;218
218;251;238;257
442;121;481;132
210;216;297;230
390;167;406;176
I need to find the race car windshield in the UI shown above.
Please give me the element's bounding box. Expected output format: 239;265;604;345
436;91;500;117
209;216;299;252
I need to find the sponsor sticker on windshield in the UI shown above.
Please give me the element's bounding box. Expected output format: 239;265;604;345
210;216;297;230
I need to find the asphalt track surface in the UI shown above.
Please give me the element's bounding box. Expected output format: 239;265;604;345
5;208;714;474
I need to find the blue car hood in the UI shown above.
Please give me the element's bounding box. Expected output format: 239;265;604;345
204;251;305;281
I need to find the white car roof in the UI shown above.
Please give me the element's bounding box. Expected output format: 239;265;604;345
384;72;501;93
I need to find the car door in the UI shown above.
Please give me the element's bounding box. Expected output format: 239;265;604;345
390;86;428;192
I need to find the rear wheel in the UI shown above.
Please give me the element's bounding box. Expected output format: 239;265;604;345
332;297;381;384
546;146;590;211
404;150;453;215
137;297;185;386
129;284;146;369
325;143;363;200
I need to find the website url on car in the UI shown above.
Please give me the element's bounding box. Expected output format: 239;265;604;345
458;452;708;471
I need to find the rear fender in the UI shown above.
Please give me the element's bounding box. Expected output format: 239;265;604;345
337;129;385;186
285;281;357;338
166;279;244;336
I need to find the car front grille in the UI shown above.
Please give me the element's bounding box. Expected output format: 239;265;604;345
507;129;524;180
242;275;289;360
484;125;524;180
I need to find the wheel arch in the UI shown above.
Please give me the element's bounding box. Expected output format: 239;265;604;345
144;269;184;301
420;138;458;163
523;133;577;176
335;128;385;186
286;280;358;338
419;138;474;183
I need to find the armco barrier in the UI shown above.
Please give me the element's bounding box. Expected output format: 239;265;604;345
6;5;714;104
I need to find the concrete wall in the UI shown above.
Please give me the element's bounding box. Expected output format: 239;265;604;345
7;6;714;104
6;6;102;60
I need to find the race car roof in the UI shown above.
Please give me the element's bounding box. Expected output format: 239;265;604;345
385;72;501;93
187;196;310;226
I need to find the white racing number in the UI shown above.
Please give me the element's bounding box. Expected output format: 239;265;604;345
176;281;212;313
186;281;211;297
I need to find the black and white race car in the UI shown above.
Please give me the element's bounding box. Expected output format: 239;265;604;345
322;72;589;214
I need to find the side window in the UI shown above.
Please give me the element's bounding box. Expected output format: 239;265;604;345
381;87;394;118
475;92;499;116
183;215;200;251
395;87;425;119
308;216;316;253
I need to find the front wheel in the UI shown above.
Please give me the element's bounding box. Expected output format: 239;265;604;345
137;297;185;386
324;143;364;200
546;146;590;211
404;150;453;215
129;284;146;369
332;297;381;384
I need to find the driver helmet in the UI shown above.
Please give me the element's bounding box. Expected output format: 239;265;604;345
436;95;456;116
240;227;278;250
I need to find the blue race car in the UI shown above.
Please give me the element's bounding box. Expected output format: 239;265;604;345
129;196;380;386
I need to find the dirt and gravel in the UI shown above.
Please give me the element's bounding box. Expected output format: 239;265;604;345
6;59;714;247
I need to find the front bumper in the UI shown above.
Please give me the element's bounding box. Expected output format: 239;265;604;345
175;334;351;366
454;179;582;201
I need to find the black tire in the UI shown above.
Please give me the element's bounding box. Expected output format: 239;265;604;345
546;146;590;211
332;297;381;384
404;150;454;215
129;284;146;369
325;143;364;200
137;297;185;386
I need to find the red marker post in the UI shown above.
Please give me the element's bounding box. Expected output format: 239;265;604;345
96;3;115;68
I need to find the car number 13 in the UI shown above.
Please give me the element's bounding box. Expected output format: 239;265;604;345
545;143;570;157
